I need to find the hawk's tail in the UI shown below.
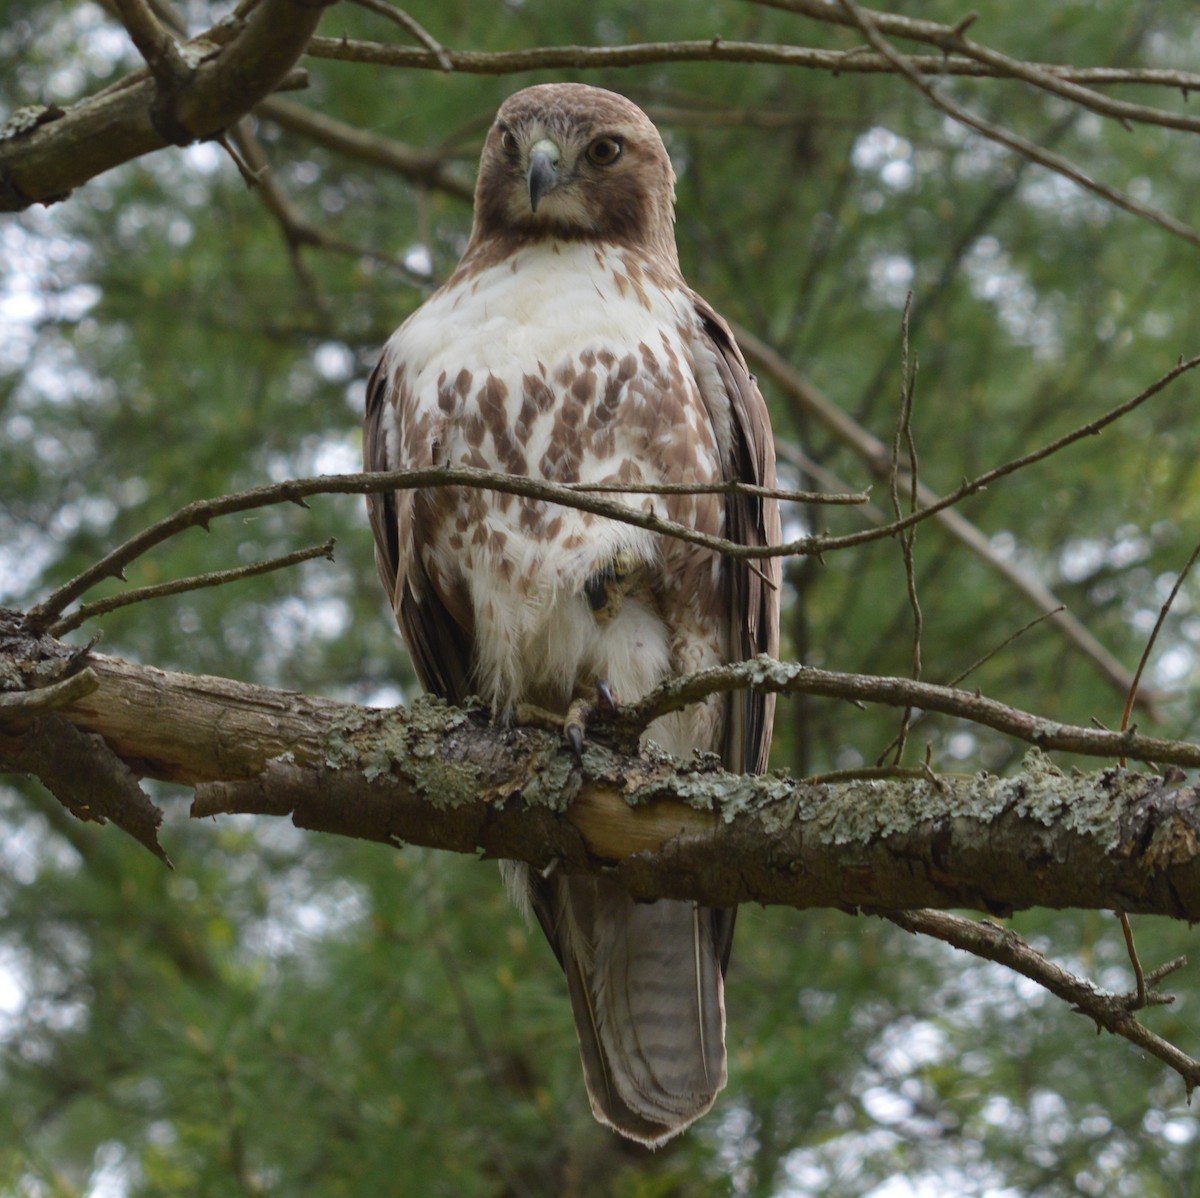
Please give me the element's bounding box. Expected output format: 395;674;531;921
539;875;730;1147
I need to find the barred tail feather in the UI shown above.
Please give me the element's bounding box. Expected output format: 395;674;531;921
536;875;729;1147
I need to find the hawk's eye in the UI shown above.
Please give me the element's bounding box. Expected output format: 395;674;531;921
586;137;622;167
499;128;518;155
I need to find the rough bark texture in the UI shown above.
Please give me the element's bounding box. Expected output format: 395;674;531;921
3;613;1200;918
0;0;330;211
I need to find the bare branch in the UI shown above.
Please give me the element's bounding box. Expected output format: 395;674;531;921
619;655;1200;770
1120;539;1200;745
564;479;867;504
0;0;330;211
346;0;454;71
253;96;475;201
111;0;191;86
302;36;1200;105
757;0;1200;136
886;910;1200;1098
740;328;1200;699
887;294;922;762
24;353;1199;634
22;470;857;630
49;539;337;637
5;619;1200;920
947;606;1064;688
225;118;430;284
833;0;1200;251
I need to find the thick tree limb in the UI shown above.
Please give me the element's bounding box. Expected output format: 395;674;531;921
0;0;332;211
3;620;1200;921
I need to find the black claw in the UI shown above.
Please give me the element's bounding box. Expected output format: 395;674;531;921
567;722;585;760
596;679;619;715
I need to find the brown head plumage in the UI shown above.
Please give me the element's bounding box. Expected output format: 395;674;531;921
466;83;679;266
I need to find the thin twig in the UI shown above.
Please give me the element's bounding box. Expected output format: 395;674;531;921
741;325;1155;702
1117;911;1148;1010
23;352;1200;638
21;473;858;630
834;0;1200;251
48;540;337;637
227;119;427;298
562;479;866;503
1119;539;1200;750
887;294;922;764
27;355;1200;633
875;604;1065;767
804;353;1200;558
947;606;1063;688
347;0;454;71
254;97;475;202
886;909;1199;1097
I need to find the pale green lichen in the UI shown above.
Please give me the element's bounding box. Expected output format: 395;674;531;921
1010;749;1128;850
643;748;1134;851
521;751;579;811
322;697;483;808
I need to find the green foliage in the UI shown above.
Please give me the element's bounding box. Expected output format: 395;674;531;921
4;1;1200;1194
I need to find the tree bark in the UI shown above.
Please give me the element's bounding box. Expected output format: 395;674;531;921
0;0;330;211
2;613;1199;919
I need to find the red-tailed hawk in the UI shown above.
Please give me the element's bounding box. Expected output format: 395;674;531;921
365;83;780;1145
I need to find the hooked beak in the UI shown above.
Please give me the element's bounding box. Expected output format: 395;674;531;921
526;138;561;213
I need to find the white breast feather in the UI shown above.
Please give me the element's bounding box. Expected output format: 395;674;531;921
384;241;722;737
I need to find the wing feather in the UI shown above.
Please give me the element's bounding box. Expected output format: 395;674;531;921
363;359;474;705
689;296;781;976
690;294;782;777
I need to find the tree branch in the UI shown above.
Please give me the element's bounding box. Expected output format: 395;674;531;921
253;96;475;201
4;619;1200;921
739;326;1190;701
49;538;337;636
0;0;331;211
619;655;1200;769
24;347;1196;634
302;35;1200;102
885;910;1200;1098
757;0;1200;135
834;0;1200;251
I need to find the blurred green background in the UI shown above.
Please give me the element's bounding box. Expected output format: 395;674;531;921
3;2;1200;1194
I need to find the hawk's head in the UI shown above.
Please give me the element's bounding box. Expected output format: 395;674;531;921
470;84;678;262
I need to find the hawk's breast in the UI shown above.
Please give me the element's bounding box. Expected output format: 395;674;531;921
382;240;728;728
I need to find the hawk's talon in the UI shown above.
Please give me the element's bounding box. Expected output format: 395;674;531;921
567;721;586;760
596;678;619;715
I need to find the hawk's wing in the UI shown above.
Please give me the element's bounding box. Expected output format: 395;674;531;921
363;359;474;705
691;295;782;778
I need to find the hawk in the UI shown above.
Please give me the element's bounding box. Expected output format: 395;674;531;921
364;83;780;1145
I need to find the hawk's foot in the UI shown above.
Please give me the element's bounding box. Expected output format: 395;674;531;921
584;552;644;625
514;683;620;758
564;679;620;759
